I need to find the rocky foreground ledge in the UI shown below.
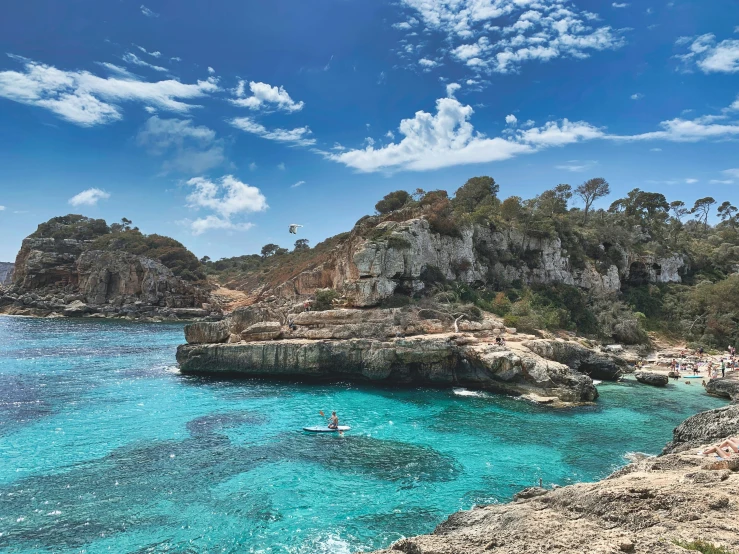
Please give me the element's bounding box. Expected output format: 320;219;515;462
367;404;739;554
176;307;630;405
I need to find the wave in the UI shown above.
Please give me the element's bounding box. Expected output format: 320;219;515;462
452;388;489;398
623;451;652;463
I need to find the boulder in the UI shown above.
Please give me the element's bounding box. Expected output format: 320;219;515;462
706;378;739;401
241;321;283;341
185;321;230;344
663;404;739;454
522;339;624;381
63;300;91;317
634;371;668;387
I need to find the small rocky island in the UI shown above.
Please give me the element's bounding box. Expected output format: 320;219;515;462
0;215;220;320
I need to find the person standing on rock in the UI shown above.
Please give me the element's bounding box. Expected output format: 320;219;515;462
721;360;725;378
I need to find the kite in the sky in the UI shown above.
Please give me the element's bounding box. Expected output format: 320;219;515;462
289;224;303;234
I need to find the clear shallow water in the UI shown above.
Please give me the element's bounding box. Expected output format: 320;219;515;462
0;316;727;554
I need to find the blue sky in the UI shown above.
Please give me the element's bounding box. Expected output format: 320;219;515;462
0;0;737;262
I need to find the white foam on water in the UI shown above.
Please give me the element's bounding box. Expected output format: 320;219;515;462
593;380;602;385
453;388;488;398
623;451;652;463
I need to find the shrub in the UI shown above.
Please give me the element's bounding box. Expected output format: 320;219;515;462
672;539;735;554
375;190;411;214
314;288;340;311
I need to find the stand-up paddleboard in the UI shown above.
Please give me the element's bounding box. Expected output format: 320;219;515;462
303;426;351;433
683;376;703;379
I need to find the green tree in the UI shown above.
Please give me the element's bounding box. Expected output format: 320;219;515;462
717;201;737;228
500;196;523;222
452;176;499;212
575;178;610;221
692;197;716;229
294;238;310;251
535;184;572;217
260;243;280;257
375;190;411;214
200;256;211;264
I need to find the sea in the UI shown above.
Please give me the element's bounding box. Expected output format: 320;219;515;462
0;316;727;553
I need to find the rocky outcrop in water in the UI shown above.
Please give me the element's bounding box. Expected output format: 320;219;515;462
635;371;669;387
706;377;739;401
1;234;218;321
177;334;598;404
368;404;739;554
522;339;624;381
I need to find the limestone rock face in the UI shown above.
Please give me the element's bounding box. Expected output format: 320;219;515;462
634;371;669;387
252;217;686;308
185;321;230;344
241;321;282;341
176;335;598;404
663;404;739;454
705;378;739;401
522;339;624;381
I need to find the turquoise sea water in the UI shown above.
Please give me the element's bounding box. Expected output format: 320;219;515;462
0;316;728;553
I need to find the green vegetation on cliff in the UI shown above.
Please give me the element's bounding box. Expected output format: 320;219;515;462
31;215;205;282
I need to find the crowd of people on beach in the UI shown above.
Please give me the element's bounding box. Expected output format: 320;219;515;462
663;345;738;385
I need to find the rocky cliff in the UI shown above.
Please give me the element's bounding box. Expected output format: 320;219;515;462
246;217;686;308
0;221;219;320
0;262;14;285
367;404;739;554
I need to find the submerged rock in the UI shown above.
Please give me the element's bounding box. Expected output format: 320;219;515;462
634;371;669;387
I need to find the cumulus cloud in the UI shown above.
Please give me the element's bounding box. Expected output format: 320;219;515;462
677;34;739;73
419;58;441;70
325;88;739;174
140;4;159;17
69;188;110;206
231;80;304;112
185;175;267;235
0;205;6;211
0;55;218;126
631;93;643;100
230;117;315;146
395;0;625;74
136;116;225;173
505;114;517;125
612;2;629;7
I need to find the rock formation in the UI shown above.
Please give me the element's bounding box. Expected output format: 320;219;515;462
0;221;218;320
706;377;739;401
0;262;14;285
522;339;624;381
634;371;669;387
367;404;739;554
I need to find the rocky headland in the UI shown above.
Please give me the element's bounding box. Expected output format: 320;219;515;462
366;404;739;554
0;215;220;321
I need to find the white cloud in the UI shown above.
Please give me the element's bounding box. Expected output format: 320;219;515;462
685;178;698;184
136;116;225;173
677;34;739;73
396;0;625;74
0;55;218;126
185;175;267;235
446;82;461;97
419;58;440;70
140;4;159;18
292;180;305;188
555;160;597;172
134;45;162;58
68;188;110;206
610;116;739;142
505;114;517;126
230;80;304;112
723;168;739;178
631;93;643;100
122;52;167;72
277;162;286;170
710;179;734;184
208;67;215;75
650;147;662;151
0;205;5;211
386;130;395;139
230;117;315;146
249;162;257;171
612;2;629;7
